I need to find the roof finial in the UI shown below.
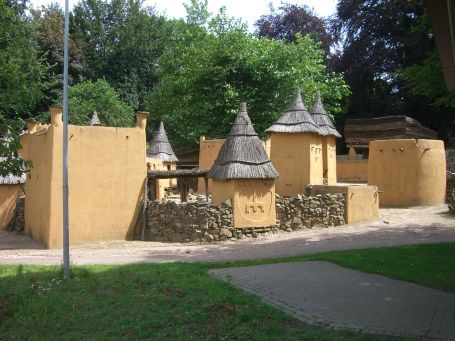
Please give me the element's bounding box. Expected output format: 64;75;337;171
90;111;101;126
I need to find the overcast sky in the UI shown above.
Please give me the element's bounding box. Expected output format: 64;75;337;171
29;0;337;31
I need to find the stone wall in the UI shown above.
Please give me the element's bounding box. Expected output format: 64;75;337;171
275;194;345;231
6;197;25;232
448;171;455;215
144;193;345;243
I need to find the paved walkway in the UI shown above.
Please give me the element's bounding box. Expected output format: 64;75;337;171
0;205;454;265
210;261;455;340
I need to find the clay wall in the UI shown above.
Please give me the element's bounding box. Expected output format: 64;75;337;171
25;108;147;248
269;132;323;196
336;160;368;183
147;158;177;200
368;139;446;207
197;136;224;193
0;185;21;229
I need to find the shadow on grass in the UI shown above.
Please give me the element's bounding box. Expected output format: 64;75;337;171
0;262;391;340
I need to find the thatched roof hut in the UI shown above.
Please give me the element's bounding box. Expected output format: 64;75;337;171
310;91;341;138
344;116;438;148
147;121;178;162
265;88;321;134
208;102;278;180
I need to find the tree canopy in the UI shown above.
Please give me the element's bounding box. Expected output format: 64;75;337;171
255;3;333;55
0;0;48;118
67;79;134;127
146;6;349;147
2;0;454;177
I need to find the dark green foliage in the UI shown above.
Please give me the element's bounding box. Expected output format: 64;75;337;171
71;0;170;109
331;0;453;142
0;116;30;177
67;79;134;127
0;0;48;118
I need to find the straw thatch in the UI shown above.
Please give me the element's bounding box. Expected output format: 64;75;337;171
0;157;26;185
147;121;179;162
208;102;278;180
344;115;438;148
265;88;321;134
310;91;341;138
90;111;101;126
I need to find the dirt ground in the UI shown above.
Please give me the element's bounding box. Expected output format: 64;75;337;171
0;205;453;265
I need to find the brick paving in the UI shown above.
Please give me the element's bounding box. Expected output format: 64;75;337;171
210;261;455;340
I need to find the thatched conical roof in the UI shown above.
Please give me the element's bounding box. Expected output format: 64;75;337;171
208;102;278;180
310;91;341;138
265;88;321;134
147;121;178;162
90;111;101;126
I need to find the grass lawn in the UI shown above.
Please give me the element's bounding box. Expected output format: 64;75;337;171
0;242;453;339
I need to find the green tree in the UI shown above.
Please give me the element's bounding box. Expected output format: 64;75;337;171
147;7;349;147
0;0;48;118
0;0;48;175
330;0;453;141
71;0;170;109
67;79;134;126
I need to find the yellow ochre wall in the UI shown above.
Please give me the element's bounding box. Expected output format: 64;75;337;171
0;185;21;229
322;136;337;185
197;136;224;193
269;132;323;196
307;184;379;224
368;139;446;207
211;179;276;228
336;160;368;183
25;107;147;248
147;158;177;200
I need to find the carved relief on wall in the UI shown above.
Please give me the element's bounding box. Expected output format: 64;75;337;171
235;180;274;223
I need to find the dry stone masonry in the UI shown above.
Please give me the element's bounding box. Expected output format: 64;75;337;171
275;193;345;231
144;193;345;243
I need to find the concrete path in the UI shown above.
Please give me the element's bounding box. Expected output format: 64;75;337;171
210;261;455;340
0;205;454;265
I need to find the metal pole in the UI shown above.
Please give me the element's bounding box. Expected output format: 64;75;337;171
62;0;70;280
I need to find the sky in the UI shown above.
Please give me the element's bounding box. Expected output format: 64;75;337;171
29;0;338;31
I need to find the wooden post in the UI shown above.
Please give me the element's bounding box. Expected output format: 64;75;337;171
141;178;148;241
179;178;189;202
149;177;156;201
204;175;209;202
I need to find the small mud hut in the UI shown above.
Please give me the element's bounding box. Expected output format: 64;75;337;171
310;91;341;185
208;102;278;228
265;88;323;196
147;121;179;200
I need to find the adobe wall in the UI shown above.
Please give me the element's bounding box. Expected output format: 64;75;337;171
368;139;446;207
336;160;368;183
144;193;345;242
269;132;323;196
322;136;337;185
25;108;147;248
306;184;379;224
24;119;54;245
147;158;177;200
197;136;224;193
232;179;276;228
0;185;21;229
211;179;276;228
